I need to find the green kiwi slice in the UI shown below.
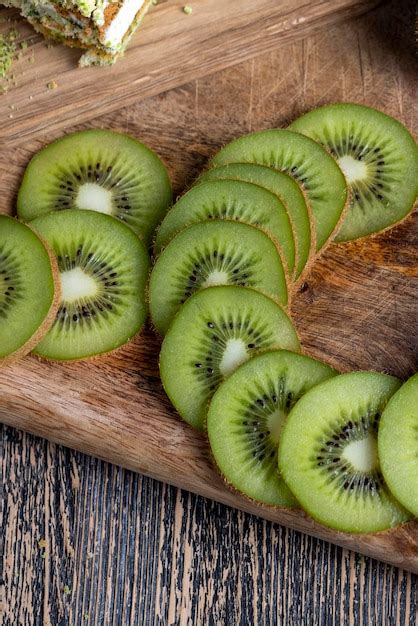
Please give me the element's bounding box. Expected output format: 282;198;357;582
211;129;348;251
149;220;289;336
278;371;412;533
154;179;296;275
159;286;300;430
289;103;418;241
30;209;149;361
0;215;59;364
17;129;172;244
207;350;337;507
378;374;418;517
199;163;314;282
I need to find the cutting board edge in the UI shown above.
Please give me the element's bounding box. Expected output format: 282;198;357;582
2;407;416;575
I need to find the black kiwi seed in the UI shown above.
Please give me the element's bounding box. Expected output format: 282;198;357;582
0;249;23;318
314;409;383;493
55;247;121;329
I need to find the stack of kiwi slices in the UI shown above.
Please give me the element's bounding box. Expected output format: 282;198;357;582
153;102;417;533
1;129;171;363
1;104;417;534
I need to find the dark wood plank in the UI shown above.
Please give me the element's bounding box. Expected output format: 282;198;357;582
2;425;417;625
0;0;380;147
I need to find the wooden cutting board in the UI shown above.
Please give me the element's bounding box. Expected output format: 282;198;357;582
0;0;381;146
1;0;417;574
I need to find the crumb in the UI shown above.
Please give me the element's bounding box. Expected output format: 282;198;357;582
47;80;58;90
8;113;13;118
0;30;17;79
183;5;192;15
29;94;33;100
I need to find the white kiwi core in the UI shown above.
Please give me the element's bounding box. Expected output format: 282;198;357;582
60;267;99;303
219;338;248;377
202;270;230;288
337;155;368;184
75;183;114;215
342;434;378;473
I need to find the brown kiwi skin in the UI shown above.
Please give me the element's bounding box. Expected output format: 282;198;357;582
201;393;300;512
201;349;342;512
157;289;302;433
194;168;319;290
290;101;418;247
0;227;61;368
27;214;151;363
152;186;297;290
150;218;295;322
32;308;149;364
201;134;350;274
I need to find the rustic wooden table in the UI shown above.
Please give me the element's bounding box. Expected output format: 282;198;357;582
2;0;417;623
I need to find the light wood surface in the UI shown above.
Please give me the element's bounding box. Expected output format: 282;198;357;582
1;0;418;608
0;0;380;147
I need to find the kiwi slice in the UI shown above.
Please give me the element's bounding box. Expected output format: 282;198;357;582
17;129;172;244
278;371;412;533
159;286;300;430
0;215;59;364
149;220;289;336
30;209;149;361
378;374;418;517
207;350;337;507
154;179;296;275
289;103;418;241
199;163;314;282
211;129;348;251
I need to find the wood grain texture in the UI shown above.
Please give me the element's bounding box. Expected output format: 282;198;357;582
1;1;418;620
2;426;417;625
0;0;381;147
1;0;418;573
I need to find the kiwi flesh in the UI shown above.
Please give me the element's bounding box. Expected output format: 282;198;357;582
378;373;418;517
278;371;412;533
30;209;149;361
207;350;337;507
289;103;418;241
17;129;172;245
159;285;300;431
0;215;60;364
154;179;296;276
149;220;290;336
199;163;314;282
211;129;348;251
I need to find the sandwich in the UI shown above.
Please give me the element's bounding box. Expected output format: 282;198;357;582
1;0;154;65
